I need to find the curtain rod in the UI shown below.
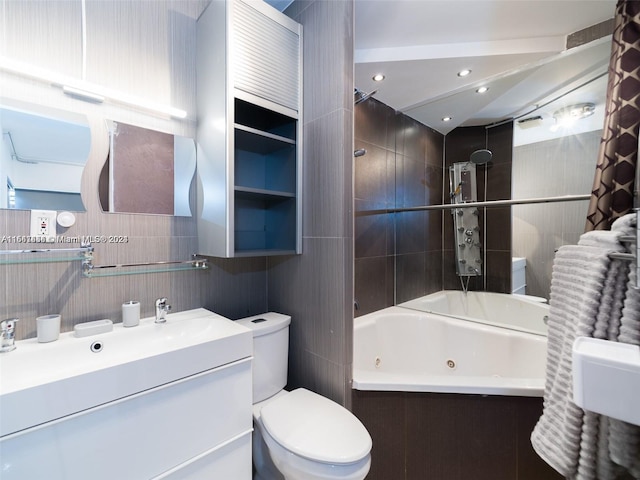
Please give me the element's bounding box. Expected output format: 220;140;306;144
356;194;591;216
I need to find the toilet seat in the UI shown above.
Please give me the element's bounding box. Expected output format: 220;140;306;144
260;388;372;465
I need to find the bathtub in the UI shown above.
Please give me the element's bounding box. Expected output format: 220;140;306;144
399;290;549;336
353;306;547;397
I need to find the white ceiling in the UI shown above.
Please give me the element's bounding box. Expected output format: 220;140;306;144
354;0;616;141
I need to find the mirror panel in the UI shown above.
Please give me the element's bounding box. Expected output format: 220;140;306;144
512;77;605;298
99;120;195;216
0;102;90;211
354;40;610;316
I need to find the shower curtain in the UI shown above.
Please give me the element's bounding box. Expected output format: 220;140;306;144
585;0;640;232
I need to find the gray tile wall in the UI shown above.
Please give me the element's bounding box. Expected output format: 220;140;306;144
0;0;268;341
512;130;601;298
0;115;268;340
268;0;355;407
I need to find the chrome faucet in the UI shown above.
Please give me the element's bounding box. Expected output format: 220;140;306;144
155;298;171;323
1;318;19;352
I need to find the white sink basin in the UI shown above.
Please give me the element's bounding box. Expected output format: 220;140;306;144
0;308;252;437
573;337;640;426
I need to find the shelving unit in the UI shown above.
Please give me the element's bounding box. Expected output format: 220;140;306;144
233;99;298;255
196;0;302;258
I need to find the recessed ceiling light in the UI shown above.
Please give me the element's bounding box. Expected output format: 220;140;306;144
457;69;471;77
442;116;452;122
372;73;385;82
476;86;489;94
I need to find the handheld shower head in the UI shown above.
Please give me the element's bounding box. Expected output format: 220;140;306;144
470;149;492;165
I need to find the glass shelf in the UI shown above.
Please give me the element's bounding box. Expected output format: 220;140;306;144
0;246;93;265
82;257;209;278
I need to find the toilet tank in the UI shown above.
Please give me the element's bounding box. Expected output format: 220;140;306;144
236;312;291;403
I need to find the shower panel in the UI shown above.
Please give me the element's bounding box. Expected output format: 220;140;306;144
449;162;482;277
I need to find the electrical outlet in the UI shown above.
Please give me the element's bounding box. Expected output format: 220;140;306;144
30;210;57;242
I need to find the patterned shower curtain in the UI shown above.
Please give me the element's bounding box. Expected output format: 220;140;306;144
585;0;640;231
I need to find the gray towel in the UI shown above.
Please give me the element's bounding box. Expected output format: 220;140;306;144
531;213;639;479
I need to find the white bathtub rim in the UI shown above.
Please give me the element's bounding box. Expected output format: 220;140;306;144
398;290;549;337
352;369;544;397
402;308;547;337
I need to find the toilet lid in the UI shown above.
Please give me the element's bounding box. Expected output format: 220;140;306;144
260;388;372;465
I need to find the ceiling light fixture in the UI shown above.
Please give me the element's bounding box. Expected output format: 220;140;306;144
442;116;452;122
372;73;385;82
551;103;596;130
476;86;489;94
457;69;471;77
0;55;188;119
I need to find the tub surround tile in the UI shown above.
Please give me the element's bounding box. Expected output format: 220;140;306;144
487;122;514;167
352;390;405;480
354;97;445;314
395;252;427;304
445;127;488;164
485;250;513;294
481;162;512;202
397;154;428;207
485;206;512;251
354;98;396;151
354;200;394;259
405;393;517;480
396;211;427;255
354;256;394;317
516;398;565;480
396;114;428;161
353;142;395;206
352;391;563;480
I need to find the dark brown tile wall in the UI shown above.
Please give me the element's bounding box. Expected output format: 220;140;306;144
354;98;444;316
352;390;563;480
355;101;514;314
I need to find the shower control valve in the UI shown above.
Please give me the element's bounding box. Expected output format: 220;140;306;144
465;229;474;237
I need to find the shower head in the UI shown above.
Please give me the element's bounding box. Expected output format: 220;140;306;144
469;149;492;165
354;88;377;105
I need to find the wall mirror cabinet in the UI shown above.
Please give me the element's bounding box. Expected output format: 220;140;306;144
99;121;196;216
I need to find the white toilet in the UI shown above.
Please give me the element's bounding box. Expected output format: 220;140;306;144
236;312;372;480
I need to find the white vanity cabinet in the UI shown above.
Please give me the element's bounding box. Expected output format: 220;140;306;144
0;309;254;479
196;0;302;258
